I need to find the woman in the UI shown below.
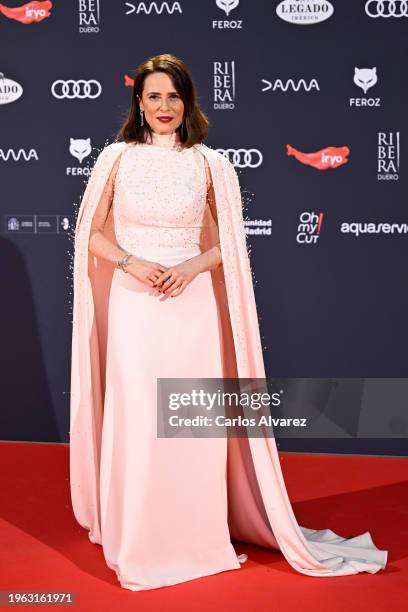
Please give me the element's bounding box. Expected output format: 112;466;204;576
70;54;388;591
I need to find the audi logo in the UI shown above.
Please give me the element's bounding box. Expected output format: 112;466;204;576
51;79;102;99
365;0;408;17
216;149;263;169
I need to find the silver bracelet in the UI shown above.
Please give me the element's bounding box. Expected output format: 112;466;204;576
117;252;133;273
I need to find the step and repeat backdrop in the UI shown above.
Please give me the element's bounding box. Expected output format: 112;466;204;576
1;1;407;454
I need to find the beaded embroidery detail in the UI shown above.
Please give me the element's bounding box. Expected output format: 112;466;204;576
113;143;208;252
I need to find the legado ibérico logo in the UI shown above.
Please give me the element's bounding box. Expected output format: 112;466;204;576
0;72;23;104
287;144;350;170
0;1;52;23
276;0;334;25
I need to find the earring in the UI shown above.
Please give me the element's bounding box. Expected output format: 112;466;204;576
140;108;144;126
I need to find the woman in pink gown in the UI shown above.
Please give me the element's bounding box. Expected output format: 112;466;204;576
70;53;388;591
87;63;244;590
99;125;245;590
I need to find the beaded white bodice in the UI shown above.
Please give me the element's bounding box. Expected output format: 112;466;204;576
112;131;208;261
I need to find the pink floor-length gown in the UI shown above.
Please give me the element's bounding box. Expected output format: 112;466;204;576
99;131;244;590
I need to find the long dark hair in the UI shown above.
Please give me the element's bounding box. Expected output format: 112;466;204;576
116;53;209;148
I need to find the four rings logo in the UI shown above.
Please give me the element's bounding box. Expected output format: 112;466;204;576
216;148;263;168
365;0;408;17
51;79;102;99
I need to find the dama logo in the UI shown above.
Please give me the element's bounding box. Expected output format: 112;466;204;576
0;148;38;161
287;144;349;170
261;77;320;92
0;1;52;24
125;2;182;15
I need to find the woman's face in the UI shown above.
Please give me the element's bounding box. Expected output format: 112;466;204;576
138;72;184;135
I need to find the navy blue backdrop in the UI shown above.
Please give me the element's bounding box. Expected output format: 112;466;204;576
1;0;407;454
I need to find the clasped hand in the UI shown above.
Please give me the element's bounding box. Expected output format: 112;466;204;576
127;256;201;298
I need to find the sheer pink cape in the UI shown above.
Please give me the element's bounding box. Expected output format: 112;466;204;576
70;141;388;577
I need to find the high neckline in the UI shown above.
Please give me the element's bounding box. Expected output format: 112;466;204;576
148;129;182;149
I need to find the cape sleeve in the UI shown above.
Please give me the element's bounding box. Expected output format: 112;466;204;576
89;153;121;236
199;156;221;256
75;145;118;236
70;142;127;544
211;151;266;377
201;146;388;577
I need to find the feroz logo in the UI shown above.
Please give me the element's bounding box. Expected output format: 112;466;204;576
261;77;320;92
0;1;52;23
51;79;102;99
276;0;334;25
296;212;324;244
287;144;350;170
377;132;400;181
216;0;239;17
213;0;242;29
78;0;100;33
0;72;23;105
365;0;408;18
354;67;377;94
124;2;183;15
350;67;381;107
216;148;263;168
67;137;93;176
213;61;236;109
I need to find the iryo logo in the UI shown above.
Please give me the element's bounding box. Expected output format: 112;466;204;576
287;144;349;170
296;211;324;244
0;1;52;24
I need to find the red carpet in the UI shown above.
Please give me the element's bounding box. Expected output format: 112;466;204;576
0;442;406;611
